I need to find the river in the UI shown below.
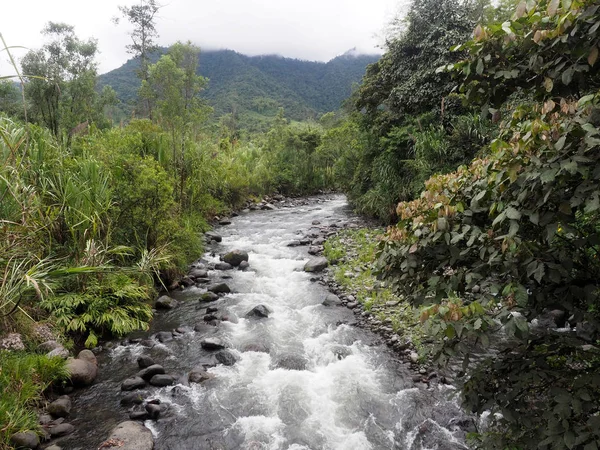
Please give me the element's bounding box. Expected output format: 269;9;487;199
58;195;468;450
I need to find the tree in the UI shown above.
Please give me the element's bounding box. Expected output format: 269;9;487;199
21;22;98;137
140;42;211;206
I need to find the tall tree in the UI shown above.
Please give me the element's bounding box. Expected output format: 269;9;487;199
21;22;98;137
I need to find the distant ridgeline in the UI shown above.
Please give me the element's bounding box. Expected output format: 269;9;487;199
98;48;379;130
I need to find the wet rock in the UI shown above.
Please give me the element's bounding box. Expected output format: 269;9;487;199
312;238;326;246
308;246;322;255
238;260;250;271
208;283;231;294
577;321;598;342
242;343;270;353
155;331;173;343
46;446;62;450
10;431;39;449
120;391;147;406
47;346;70;359
201;337;226;350
204;314;218;322
245;305;270;319
149;374;176;386
155;295;177;310
322;294;342;306
194;323;217;333
189;368;215;383
215;350;237;366
140;339;155;348
312;220;321;225
215;262;233;271
287;240;302;247
121;377;146;391
199;292;219;302
49;423;75;437
272;353;308;371
206;306;218;314
129;410;150;421
137;364;165;380
221;250;249;267
66;350;98;386
47;395;71;418
39;414;53;425
137;355;155;369
145;403;161;420
410;352;419;363
548;309;567;327
101;421;154;450
331;345;352;360
205;231;222;242
180;276;195;287
195;278;211;284
304;257;328;273
219;218;232;225
189;268;209;279
346;302;358;309
261;203;276;210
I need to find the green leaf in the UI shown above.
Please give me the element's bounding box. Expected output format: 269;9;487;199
562;67;574;86
502;21;514;35
564;431;576;449
506;207;522;220
476;58;484;75
548;0;560;16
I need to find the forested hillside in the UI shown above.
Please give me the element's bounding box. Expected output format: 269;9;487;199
98;49;379;129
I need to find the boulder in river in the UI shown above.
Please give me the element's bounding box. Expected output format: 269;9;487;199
201;337;226;350
149;374;176;386
304;257;328;273
199;292;219;302
215;350;237;366
245;305;270;319
49;423;75;437
100;421;154;450
120;391;147;406
66;349;98;386
137;364;165;380
155;295;177;310
238;260;250;271
272;353;308;371
208;283;231;294
10;431;39;449
189;367;215;383
47;395;72;418
137;355;155;369
121;376;146;391
221;250;249;267
205;231;222;242
322;294;342;306
215;262;233;271
189;268;208;279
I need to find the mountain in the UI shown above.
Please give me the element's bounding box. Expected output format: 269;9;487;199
98;48;379;130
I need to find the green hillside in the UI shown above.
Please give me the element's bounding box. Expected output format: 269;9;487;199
98;48;379;130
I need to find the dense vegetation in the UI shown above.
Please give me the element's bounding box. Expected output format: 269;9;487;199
98;49;379;131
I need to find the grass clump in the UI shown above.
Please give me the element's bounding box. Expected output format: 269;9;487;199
0;352;68;448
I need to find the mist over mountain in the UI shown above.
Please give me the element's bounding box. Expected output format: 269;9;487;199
98;48;379;129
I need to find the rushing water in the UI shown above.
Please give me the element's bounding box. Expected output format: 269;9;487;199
59;195;469;450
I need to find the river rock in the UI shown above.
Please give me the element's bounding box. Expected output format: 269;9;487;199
287;240;302;247
308;246;322;255
137;355;155;369
47;395;71;418
46;346;70;359
245;305;270;319
189;268;208;279
155;295;177;310
137;364;165;380
409;352;419;363
121;377;146;391
194;323;217;333
199;292;219;303
215;262;233;271
155;331;173;343
10;431;39;449
149;374;176;386
145;403;161;420
205;231;222;242
46;446;62;450
238;261;250;271
219;218;232;225
272;353;308;371
189;368;215;383
120;391;147;406
101;421;154;450
577;321;598;342
49;423;75;437
221;250;249;267
201;337;226;350
304;257;328;273
215;350;237;366
66;350;98;386
129;410;150;421
322;294;342;306
208;283;231;294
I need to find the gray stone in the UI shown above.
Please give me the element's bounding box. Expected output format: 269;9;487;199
155;295;177;310
238;261;250;271
129;410;150;421
189;268;209;279
38;340;61;352
66;350;98;386
410;352;419;363
155;331;173;343
346;302;358;309
208;283;231;294
199;292;219;302
137;364;165;380
304;257;328;273
201;337;226;351
215;350;237;366
149;374;176;386
215;262;233;271
47;395;71;418
194;323;217;333
120;391;147;406
205;231;222;242
101;421;154;450
10;431;39;449
221;250;249;267
49;423;75;437
272;353;308;371
121;377;146;391
46;446;62;450
219;218;232;225
145;403;161;420
261;203;276;210
308;246;322;255
245;305;270;319
137;355;155;369
46;346;69;359
189;368;215;383
577;321;598;342
322;294;342;307
287;240;302;247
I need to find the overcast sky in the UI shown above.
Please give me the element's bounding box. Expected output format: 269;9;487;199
1;0;405;76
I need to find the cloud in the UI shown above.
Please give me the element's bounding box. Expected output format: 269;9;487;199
1;0;399;75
